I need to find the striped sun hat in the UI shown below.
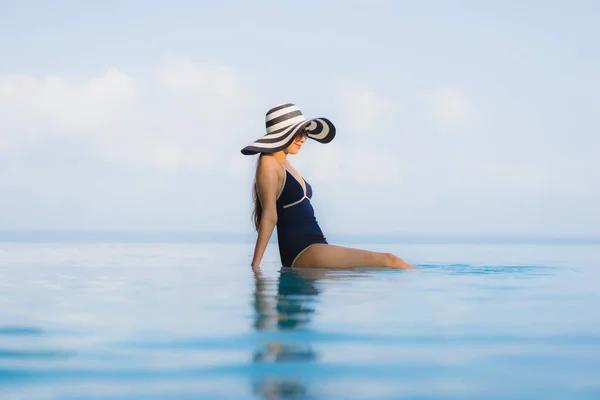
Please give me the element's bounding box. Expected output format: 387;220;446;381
240;103;336;155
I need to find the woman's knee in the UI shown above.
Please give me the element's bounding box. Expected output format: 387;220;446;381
381;252;396;267
381;252;406;267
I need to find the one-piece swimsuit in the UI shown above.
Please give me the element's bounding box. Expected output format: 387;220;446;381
274;161;328;267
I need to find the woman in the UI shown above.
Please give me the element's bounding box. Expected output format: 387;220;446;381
241;103;415;269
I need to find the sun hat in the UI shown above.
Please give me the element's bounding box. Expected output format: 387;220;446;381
240;103;336;155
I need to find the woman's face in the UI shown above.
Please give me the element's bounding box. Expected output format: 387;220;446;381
285;131;307;155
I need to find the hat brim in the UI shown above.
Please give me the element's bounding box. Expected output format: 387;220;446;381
241;117;335;156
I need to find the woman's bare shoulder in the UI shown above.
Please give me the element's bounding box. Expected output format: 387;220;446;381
255;155;283;201
257;154;281;174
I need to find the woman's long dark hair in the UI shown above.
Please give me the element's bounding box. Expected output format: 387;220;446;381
252;155;263;231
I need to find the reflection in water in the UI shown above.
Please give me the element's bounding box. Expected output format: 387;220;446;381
251;267;323;400
253;267;321;331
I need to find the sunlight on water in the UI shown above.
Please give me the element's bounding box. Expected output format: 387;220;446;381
0;242;599;399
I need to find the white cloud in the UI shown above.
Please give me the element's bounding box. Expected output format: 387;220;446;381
0;69;137;145
337;88;392;132
427;87;472;129
0;60;253;171
0;66;598;235
296;88;404;185
158;59;240;100
302;143;406;186
149;142;184;170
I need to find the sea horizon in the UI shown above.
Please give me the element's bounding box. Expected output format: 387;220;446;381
0;230;598;245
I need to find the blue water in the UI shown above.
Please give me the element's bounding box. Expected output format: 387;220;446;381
1;241;599;399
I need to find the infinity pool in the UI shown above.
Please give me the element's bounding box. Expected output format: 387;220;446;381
1;242;599;399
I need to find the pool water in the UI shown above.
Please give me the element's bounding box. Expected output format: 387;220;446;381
0;242;599;399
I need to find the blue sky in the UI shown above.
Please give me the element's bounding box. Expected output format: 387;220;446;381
0;0;598;236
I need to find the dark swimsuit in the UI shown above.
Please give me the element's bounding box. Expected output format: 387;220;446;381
275;162;328;267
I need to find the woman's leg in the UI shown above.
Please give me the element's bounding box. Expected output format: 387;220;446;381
292;244;415;269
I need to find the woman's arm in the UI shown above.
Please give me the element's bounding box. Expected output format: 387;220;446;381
251;156;281;268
